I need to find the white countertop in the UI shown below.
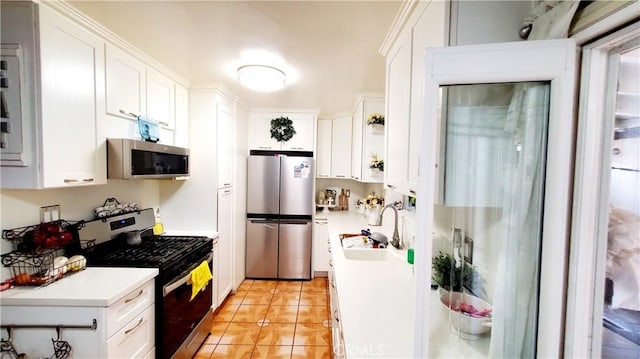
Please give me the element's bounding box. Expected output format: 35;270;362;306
323;209;490;358
324;210;416;359
0;267;158;307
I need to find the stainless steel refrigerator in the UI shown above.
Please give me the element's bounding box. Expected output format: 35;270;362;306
246;151;314;280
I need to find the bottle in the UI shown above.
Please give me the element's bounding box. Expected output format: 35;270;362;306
339;189;347;210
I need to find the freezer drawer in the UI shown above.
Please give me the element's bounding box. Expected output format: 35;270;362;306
278;220;312;280
246;219;278;279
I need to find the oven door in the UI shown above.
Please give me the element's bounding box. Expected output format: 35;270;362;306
161;252;213;359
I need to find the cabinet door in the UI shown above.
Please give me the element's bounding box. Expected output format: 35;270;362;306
217;101;234;188
106;305;154;359
217;188;234;303
316;120;332;178
105;43;146;120
312;218;329;272
39;5;106;187
249;112;280;150
331;115;352;179
282;113;315;151
361;99;385;183
174;83;189;147
146;68;175;130
384;31;411;191
351;102;364;181
407;1;447;196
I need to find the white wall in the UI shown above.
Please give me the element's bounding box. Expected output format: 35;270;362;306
0;180;160;279
159;90;219;234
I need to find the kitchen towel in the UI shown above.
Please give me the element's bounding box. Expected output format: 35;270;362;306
188;261;213;301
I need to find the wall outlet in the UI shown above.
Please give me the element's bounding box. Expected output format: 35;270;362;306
40;205;61;223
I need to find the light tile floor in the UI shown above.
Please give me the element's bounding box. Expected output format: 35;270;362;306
195;278;332;359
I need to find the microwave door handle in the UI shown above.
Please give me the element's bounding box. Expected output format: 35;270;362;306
162;253;213;297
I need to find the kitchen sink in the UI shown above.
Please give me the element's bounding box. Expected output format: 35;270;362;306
342;247;388;261
339;233;389;261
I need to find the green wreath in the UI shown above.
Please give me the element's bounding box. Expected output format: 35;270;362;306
270;117;296;142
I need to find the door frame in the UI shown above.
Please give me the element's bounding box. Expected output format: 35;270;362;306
415;39;577;357
565;21;640;358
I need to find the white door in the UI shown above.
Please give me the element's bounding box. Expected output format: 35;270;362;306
415;39;576;358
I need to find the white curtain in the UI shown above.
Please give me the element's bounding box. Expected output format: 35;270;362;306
489;83;550;358
488;2;580;356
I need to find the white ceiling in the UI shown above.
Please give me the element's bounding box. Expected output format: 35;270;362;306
69;0;402;115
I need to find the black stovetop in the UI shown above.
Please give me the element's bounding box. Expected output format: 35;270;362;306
85;235;213;282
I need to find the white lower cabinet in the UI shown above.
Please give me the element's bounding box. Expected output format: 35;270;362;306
0;279;155;358
329;257;346;358
217;187;234;304
312;217;330;273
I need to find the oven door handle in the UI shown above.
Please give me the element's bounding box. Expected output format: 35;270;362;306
162;253;213;297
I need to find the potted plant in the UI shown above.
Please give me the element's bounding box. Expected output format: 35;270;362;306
367;113;385;126
432;251;475;292
369;154;384;173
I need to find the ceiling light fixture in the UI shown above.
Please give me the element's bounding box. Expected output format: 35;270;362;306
237;64;286;92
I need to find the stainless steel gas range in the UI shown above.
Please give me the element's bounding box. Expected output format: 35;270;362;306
76;208;214;359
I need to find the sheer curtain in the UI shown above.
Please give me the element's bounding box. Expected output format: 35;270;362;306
489;83;550;357
489;2;579;356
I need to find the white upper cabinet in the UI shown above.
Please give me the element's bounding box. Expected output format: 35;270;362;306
351;96;384;183
316;115;352;179
316;119;332;178
330;115;352;179
146;67;175;130
249;110;317;151
1;2;106;188
282;113;315;151
384;31;412;193
39;5;107;188
380;0;527;197
105;43;146;120
217;99;235;188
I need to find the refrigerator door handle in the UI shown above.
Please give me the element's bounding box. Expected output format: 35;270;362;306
280;220;310;225
250;219;278;229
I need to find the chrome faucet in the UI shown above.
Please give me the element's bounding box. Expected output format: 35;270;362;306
376;204;401;249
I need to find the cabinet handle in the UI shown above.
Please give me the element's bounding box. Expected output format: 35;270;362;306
334;310;340;322
258;146;271;150
291;147;304;150
329;259;333;267
125;289;144;304
319;175;329;178
223;183;231;187
409;189;416;195
331;278;335;288
119;109;137;118
386;184;396;189
328;247;332;253
64;178;94;183
124;317;144;335
224;190;232;194
159;121;170;127
353;176;359;180
336;175;345;178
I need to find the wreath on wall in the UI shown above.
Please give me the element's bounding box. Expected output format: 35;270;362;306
270;116;296;142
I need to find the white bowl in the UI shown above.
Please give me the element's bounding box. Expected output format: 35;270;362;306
440;291;492;338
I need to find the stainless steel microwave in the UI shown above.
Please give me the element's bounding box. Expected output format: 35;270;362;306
107;138;189;179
